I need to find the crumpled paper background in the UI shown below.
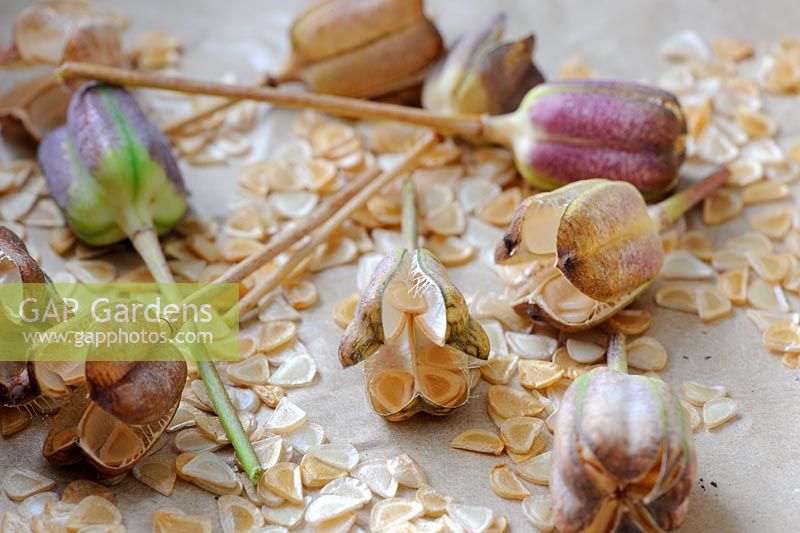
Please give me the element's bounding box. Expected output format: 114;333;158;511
1;0;799;531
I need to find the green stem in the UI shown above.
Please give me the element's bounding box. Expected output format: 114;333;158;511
651;166;730;230
401;178;419;251
130;226;262;483
606;332;628;373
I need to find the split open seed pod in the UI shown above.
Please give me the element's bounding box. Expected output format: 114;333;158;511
496;169;728;331
275;0;443;100
339;248;489;421
551;367;696;531
43;358;186;478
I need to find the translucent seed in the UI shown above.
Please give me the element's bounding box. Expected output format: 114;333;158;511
447;503;494;533
65;260;117;283
385;279;427;314
518;360;565;390
660;251;715;279
225;355;270;387
747;279;790;311
332;293;359;328
0;407;31;437
180;452;240;495
742;138;783;164
742;181;789;205
253;384;286;409
352;459;398;499
370;498;424;532
269;354;317;388
516;450;552;485
218;495;264;533
416;484;450;518
703;397;737;429
450;429;504;456
133;455;177;496
678;230;713;260
284;279;318;310
490;464;531;500
626;337;669;371
762;322;800;353
655;284;698;314
702;189;742;226
726;159;763;187
695;285;733;321
458;178;501;213
265;398;307;435
260;496;310;529
680;400;703;432
386;454;426;489
475;188;521;227
424;235;474;266
488;385;544;418
251;436;287;470
683;381;728;406
285;423;324;455
66;496;122;530
174;428;224;453
717;268;749;305
479;356;519;385
153;507;213;532
425;202;465;236
310;237;358;272
505;332;558;360
521;494;554;531
499;417;544;454
749;208;793;239
565;338;606;364
305;494;363;526
262;462;303;504
2;469;54;503
748;251;790;283
712;249;750;272
307;443;359;473
603;309;652;335
320;477;372;505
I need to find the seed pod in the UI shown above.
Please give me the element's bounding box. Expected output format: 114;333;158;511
276;0;443;99
37;82;187;247
551;367;696;531
489;80;686;199
422;13;544;115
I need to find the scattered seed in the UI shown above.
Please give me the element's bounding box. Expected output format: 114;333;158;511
505;332;558;360
133;455;177;496
2;469;56;502
265;398;307;435
626;336;669;371
490;464;531;500
717;268;749;305
447;503;495;533
352;459;398;499
703;397;737;429
762;322;800;353
516;450;552;485
479;356;518;385
655;284;698;314
747;279;790;311
683;380;728;406
747;251;790;282
260;496;310;529
742;180;789;205
661;250;715;279
370;498;424;531
518;360;565;390
332;292;359;328
747;309;800;332
521;494;555;531
499;417;544;454
66;495;122;530
702;189;742;225
488;385;544;418
450;429;504;456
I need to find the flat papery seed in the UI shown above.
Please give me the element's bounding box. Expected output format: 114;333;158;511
539;274;596;324
447;503;494;533
696;123;738;164
2;469;56;502
304;494;363;526
655;284;698;314
300;454;347;489
479;356;519;385
749;208;793;239
678;230;714;260
736;106;777;137
195;414;232;444
17;492;57;521
661;30;711;60
661;250;715;280
174;428;223;453
424;235;474;267
516;450;552;486
450;429;504;456
253;384;286;409
726;159;764;187
565;338;606;364
250;436;287;471
702;189;743;226
0;407;32;437
307;443;360;473
682;380;728;406
518;360;565;390
626;336;669;371
458;178;501;213
782;353;800;369
742;181;789;205
481;320;508;357
603;309;652;335
265;398;307;435
352;460;398;499
310;237;358;272
132;455;177;496
48;226;77;255
417;184;454;216
262;462;303;504
500;417;544;454
284;279;318;310
680;400;703;432
385;279;427;315
269;191;319;219
747;251;790;283
717;268;749;305
61;480;115;505
310;122;356;157
225;354;270;387
415;484;450;518
386;454;426;489
748;279;790;312
762;322;800;353
370;498;424;532
218;495;264;533
332;292;359;329
66;496;122;530
703;397;737;429
65;259;117;283
153;507;213;532
747;309;799;332
284;422;324;455
695;285;733;321
269;354;317;388
505;332;558;360
261;496;311;529
180;452;240;495
488;385;544;417
489;464;531;500
521;494;554;531
475;188;521;227
425;202;465;236
321;477;372;506
257;320;298;354
725;231;773;254
711;249;750;272
742;138;784;164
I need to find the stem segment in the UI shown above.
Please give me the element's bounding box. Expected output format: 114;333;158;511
650;166;730;231
401;179;419;252
606;332;628;373
129;226;262;484
57;62;489;138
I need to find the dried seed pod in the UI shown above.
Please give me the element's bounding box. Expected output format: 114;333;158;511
422;13;544;115
551;368;696;531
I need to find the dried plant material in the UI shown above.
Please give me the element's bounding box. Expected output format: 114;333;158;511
425;201;465;236
742;180;789;205
305;494;362;526
726;159;764;187
321;476;372;505
414;484;450;518
519;360;565;389
762;322;800;353
458;178;501;213
726;231;773;254
130;30;181;69
22;198;64;228
153;507;213;533
306;443;359;473
749;207;793;239
480;356;518;385
332;292;359;328
132;455;177;496
310;237;358;272
370;498;424;531
475;188;521;227
626;337;669;371
258;292;301;323
269;354;317;388
253;385;286;410
603;309;651;335
2;469;56;502
265;397;307;435
450;429;504;455
66;495;122;530
174;428;223;453
352;459;398;499
680;399;703;432
655;284;698;314
269;191;319;219
696;124;737;164
695;285;733;321
742;138;784;164
0;407;32;437
424;235;474;266
64;259;117;283
221;238;261;262
682;380;727;407
703;397;737;429
711;249;749;271
703;189;742;225
748;279;790;311
186;234;222;262
448;503;495;533
748;251;790;283
218;495;264;533
514;451;551;486
736;107;777;138
559;56;593;79
262;462;304;504
660;250;715;279
47;226;76;256
225;355;270;387
386;454;426;489
505;332;558;360
261;497;310;529
257;320;297;354
522;494;555;531
678;230;713;260
488;385;544;417
500;416;544;454
284;279;318;310
489;464;531;500
661;30;711;60
713;38;754;61
565;338;606;364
